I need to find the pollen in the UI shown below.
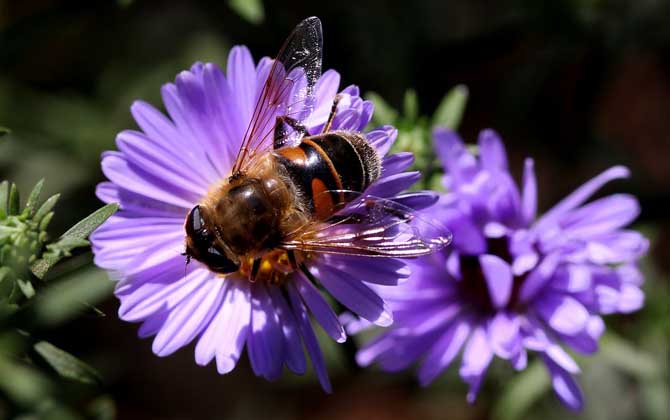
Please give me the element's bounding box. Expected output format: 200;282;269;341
237;249;305;285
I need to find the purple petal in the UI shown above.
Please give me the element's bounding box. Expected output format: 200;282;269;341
521;158;537;225
194;280;251;374
95;183;186;219
381;152;415;177
460;325;494;403
312;265;393;327
519;253;560;303
286;283;332;393
393;191;439;210
561;316;604;354
559;194;640;238
356;334;395;367
247;283;285;380
533;166;630;235
328;255;409;286
101;152;196;209
488;312;521;359
292;273;346;343
267;285;306;374
152;273;225;356
118;268;209;322
365;171;421;198
227;46;256;130
367;126;397;157
478;129;508;171
535;294;589;336
418;319;470;385
618;284;644;313
479;254;513;309
544;356;584;411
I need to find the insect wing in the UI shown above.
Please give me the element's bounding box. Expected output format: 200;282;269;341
232;17;323;174
282;192;452;257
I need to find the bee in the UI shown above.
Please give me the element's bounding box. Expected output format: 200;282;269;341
184;17;450;283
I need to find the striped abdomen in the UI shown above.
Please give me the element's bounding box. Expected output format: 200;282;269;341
274;130;381;220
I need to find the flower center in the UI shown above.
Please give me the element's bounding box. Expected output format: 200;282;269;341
457;237;527;314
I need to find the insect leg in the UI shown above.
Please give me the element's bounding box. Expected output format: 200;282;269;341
249;258;262;282
321;94;343;134
273;116;309;149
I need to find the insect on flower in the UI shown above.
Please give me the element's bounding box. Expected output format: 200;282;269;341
184;17;451;283
91;16;450;391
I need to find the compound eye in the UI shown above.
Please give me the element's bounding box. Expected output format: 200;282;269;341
186;205;206;235
205;246;239;273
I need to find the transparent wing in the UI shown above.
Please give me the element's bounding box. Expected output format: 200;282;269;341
281;192;452;257
232;16;323;175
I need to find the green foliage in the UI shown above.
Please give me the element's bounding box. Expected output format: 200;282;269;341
228;0;265;24
367;84;470;190
34;341;102;385
0;180;118;417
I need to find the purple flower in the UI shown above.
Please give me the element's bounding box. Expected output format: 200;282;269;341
90;47;437;392
357;128;648;409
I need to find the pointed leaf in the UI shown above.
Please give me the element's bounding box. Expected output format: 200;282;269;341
33;341;101;385
8;183;19;215
403;89;419;122
34;194;60;224
0;126;10;136
433;84;469;129
61;203;119;241
0;180;9;219
22;179;44;218
31;203;118;279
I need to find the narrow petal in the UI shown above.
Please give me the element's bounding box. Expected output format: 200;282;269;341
478;129;508;171
488;312;521;359
519;253;560;303
479;254;513;309
286;283;332;392
312;265;393;327
367;126;397;157
543;356;584;411
247;283;285;380
535;294;589;336
152;274;225;356
365;171;421;198
559;194;640;238
533;166;630;235
293;273;346;343
381;152;415;177
267;286;306;374
521;158;537;224
194;280;251;374
418;319;470;385
460;325;494;403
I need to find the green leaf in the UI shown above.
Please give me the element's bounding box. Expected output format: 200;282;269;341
61;203;119;241
432;84;469;129
403;89;419;122
365;91;399;125
491;360;551;420
31;203;118;279
0;180;9;218
33;341;101;385
33;194;60;224
8;182;19;215
32;267;114;327
0;126;9;136
22;178;44;219
0;354;54;406
16;277;35;299
0;267;15;298
600;333;658;380
227;0;264;24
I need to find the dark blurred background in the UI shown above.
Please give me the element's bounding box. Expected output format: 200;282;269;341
1;1;668;419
